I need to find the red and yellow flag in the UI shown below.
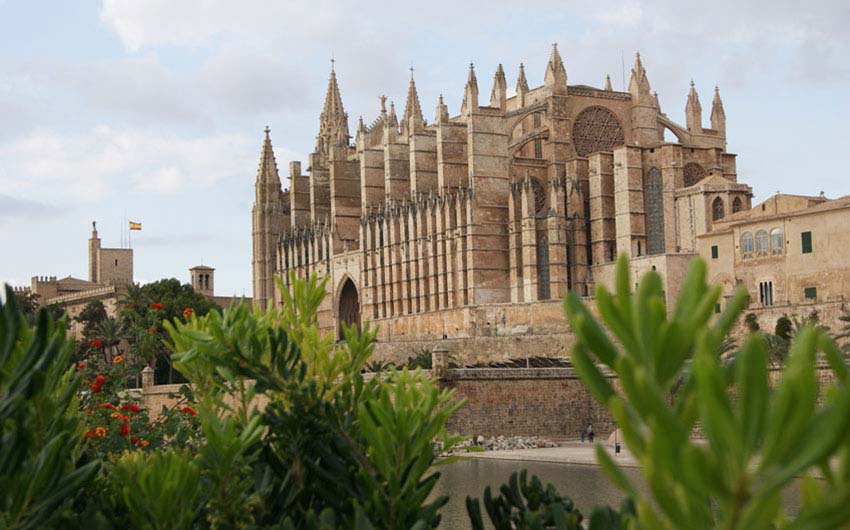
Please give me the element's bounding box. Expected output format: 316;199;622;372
129;221;142;231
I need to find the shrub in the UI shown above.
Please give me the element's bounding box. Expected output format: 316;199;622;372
564;255;850;530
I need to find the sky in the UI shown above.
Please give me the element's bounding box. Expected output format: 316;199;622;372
2;0;849;296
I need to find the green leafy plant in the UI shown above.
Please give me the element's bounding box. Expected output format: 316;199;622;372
564;255;850;530
0;286;100;530
164;272;466;529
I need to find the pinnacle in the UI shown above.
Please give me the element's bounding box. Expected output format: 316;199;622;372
516;62;529;93
403;72;424;126
467;62;478;89
549;42;564;70
604;75;612;91
256;126;280;185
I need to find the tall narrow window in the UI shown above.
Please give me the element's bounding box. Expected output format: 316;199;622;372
801;231;813;253
759;280;774;306
533;138;543;159
646;167;665;255
712;197;725;221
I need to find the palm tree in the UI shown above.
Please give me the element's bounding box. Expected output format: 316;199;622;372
96;317;124;363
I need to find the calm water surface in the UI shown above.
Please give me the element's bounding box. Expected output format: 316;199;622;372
433;457;806;529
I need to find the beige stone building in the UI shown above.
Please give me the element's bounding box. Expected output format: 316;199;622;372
251;46;845;362
15;222;134;338
699;193;850;331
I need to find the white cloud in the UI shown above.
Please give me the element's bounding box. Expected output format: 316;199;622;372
0;126;303;205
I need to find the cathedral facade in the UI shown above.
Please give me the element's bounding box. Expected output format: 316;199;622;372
252;46;754;362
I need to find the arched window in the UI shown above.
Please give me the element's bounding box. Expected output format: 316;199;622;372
338;278;360;339
770;228;783;255
732;196;743;213
646;167;665;255
712;197;725;221
741;232;754;258
755;229;769;256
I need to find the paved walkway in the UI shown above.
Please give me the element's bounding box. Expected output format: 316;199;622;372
465;442;640;468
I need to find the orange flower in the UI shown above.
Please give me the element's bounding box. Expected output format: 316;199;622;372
121;415;130;423
139;440;150;447
148;327;157;333
112;355;125;364
101;403;116;410
183;307;194;318
181;406;198;416
110;412;121;419
95;426;108;437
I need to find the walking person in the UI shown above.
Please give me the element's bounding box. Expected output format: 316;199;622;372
587;424;594;443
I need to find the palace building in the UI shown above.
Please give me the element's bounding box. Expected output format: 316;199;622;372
251;45;848;363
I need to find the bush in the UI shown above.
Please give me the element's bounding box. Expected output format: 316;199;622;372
564;255;850;530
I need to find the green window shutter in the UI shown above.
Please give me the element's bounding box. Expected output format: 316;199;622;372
801;231;812;253
804;287;817;300
711;245;718;259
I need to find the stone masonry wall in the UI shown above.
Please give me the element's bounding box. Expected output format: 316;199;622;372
441;367;617;440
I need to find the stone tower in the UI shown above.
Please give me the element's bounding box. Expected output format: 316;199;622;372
251;127;288;309
189;265;215;298
88;221;100;283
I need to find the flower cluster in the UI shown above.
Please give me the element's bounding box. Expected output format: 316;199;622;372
149;302;163;311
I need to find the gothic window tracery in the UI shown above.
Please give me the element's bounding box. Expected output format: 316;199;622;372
712;197;725;221
530;178;547;217
683;163;706;187
732;196;743;213
646;167;665;255
571;106;625;157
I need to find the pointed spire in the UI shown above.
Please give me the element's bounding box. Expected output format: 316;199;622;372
544;43;567;93
387;101;399;130
317;64;350;153
490;63;507;111
402;70;424;134
628;51;652;103
461;62;479;115
516;62;529;106
256;126;280;185
435;94;449;124
604;74;612;91
710;85;726;134
685;80;702;132
653;91;660;110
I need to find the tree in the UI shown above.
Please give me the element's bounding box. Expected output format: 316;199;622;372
76;300;108;344
119;279;219;384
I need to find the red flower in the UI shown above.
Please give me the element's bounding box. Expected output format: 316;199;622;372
120;424;130;437
89;340;103;348
238;359;246;366
95;375;106;383
120;415;131;423
183;307;194;318
149;327;158;333
130;436;139;444
149;302;163;310
77;362;86;371
91;382;101;392
84;428;95;438
130;404;141;413
181;406;198;416
101;403;116;410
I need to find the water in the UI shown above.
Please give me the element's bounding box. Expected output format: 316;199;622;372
433;457;808;529
433;458;640;529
